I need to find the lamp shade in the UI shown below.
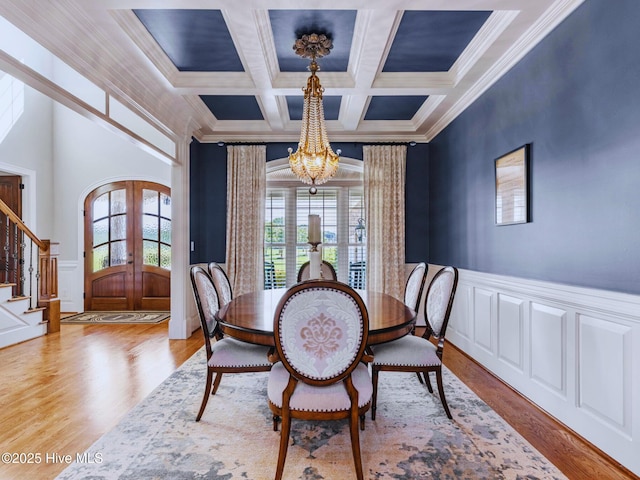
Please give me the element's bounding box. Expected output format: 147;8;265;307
308;214;321;244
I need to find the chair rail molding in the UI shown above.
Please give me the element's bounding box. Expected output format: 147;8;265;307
441;266;640;477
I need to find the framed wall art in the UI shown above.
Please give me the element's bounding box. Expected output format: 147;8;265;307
495;144;530;225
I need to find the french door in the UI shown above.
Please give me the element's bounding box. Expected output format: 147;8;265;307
84;181;171;311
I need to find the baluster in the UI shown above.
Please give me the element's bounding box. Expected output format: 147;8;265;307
34;241;40;311
28;238;34;310
4;215;9;290
13;223;19;296
20;231;26;300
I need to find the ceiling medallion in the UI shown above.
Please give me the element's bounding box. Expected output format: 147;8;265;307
288;33;340;195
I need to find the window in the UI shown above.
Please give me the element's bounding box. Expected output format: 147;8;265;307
296;189;338;275
264;185;365;288
347;191;366;289
265;158;365;288
264;190;286;288
92;188;127;271
141;189;172;270
0;73;24;145
91;186;172;272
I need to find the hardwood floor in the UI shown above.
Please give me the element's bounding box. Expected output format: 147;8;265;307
0;323;201;480
443;344;637;480
0;324;635;479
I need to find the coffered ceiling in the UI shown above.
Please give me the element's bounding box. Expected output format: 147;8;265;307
0;0;583;144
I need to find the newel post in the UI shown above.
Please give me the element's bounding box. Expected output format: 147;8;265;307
38;240;60;333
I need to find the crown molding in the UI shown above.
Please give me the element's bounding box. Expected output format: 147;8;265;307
425;0;585;141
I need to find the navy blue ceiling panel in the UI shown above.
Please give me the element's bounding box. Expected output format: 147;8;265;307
286;95;341;120
364;96;428;120
200;95;264;120
269;10;356;72
384;11;491;72
133;10;243;72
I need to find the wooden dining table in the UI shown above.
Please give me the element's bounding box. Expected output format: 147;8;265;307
215;287;416;347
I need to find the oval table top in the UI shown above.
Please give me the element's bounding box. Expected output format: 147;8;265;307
215;287;416;347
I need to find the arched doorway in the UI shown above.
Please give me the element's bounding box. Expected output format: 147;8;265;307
84;180;171;311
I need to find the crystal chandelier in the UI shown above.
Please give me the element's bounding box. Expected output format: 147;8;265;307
288;33;341;195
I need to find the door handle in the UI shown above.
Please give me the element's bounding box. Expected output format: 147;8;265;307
127;261;133;264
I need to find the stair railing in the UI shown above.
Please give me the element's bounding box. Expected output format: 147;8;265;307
0;198;60;333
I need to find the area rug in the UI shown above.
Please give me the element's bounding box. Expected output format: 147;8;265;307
56;348;567;480
61;311;170;324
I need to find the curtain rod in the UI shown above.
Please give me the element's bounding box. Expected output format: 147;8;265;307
363;141;418;146
217;141;418;147
217;141;267;147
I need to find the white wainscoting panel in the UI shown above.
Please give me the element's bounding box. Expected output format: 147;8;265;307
578;314;631;433
530;302;566;396
497;294;524;372
449;285;471;339
58;261;82;313
473;288;493;354
442;266;640;477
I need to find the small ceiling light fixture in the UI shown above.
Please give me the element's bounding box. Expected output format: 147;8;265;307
288;33;340;195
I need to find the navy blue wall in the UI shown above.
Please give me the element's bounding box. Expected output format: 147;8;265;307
189;140;227;264
190;141;429;264
428;0;640;294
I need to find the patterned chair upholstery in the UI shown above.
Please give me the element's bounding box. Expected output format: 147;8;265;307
190;265;272;421
404;262;428;312
370;266;458;420
297;260;338;282
207;262;233;306
267;280;372;480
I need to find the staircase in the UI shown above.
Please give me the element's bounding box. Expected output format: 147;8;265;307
0;283;47;349
0;197;59;350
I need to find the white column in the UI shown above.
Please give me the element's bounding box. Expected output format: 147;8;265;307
168;138;194;339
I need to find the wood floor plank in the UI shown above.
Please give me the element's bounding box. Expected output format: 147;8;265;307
0;324;636;479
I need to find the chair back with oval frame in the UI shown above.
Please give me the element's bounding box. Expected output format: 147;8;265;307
370;266;458;420
208;262;233;306
268;280;372;480
190;265;272;422
404;262;427;312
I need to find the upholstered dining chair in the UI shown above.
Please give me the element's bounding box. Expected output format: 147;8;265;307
267;280;373;480
207;262;233;306
404;262;428;313
402;262;427;385
370;266;459;420
190;265;272;421
297;260;337;282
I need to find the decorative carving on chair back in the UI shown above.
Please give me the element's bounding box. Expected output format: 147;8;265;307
275;281;368;383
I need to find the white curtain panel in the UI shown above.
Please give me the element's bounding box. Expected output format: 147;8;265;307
363;145;406;301
225;145;266;296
